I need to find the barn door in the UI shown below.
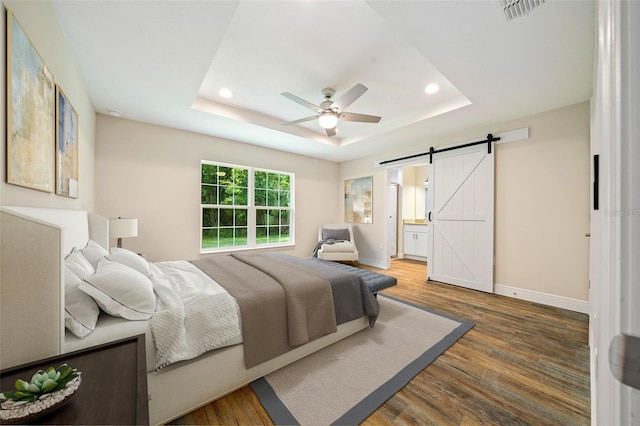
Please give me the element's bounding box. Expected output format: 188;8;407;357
427;144;494;293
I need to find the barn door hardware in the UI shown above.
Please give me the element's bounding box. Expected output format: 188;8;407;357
379;134;501;166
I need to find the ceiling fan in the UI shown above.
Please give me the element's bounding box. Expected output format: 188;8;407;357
281;83;381;137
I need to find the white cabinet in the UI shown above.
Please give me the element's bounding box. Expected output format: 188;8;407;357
403;224;428;260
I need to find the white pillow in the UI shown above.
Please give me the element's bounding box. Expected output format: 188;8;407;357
107;247;151;277
64;267;99;338
65;248;95;280
79;259;155;320
81;239;109;269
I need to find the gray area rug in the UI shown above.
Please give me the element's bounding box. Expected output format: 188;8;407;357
251;294;474;425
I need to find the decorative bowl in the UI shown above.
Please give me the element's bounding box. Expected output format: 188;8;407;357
0;371;81;424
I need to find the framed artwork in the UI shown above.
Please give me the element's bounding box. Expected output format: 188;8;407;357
344;176;373;223
56;87;79;198
6;9;56;193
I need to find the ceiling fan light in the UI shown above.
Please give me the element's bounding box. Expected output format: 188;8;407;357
318;112;338;129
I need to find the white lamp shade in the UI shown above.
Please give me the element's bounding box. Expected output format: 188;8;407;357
109;218;138;239
318;112;338;129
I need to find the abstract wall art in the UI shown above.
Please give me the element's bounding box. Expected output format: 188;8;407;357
344;176;373;223
6;9;56;193
56;87;79;198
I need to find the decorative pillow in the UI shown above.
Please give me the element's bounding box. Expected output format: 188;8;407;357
79;259;155;321
81;239;110;269
65;247;95;280
64;267;99;339
106;247;151;277
322;228;350;241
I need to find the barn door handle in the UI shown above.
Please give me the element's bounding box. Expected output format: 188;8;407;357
594;155;600;210
428;212;432;222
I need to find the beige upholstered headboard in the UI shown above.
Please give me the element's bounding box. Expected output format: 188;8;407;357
1;206;108;256
0;207;109;369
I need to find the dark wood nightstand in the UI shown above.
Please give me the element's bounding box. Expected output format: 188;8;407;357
1;334;149;425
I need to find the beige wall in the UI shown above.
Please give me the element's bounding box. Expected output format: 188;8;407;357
401;165;428;221
401;167;416;222
341;101;590;302
494;102;590;301
95;115;340;262
0;1;96;210
339;161;388;268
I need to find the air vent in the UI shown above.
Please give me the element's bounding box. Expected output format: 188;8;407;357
500;0;546;21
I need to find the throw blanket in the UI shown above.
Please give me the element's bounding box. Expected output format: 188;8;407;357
149;261;243;370
232;253;337;346
192;253;337;368
312;238;343;257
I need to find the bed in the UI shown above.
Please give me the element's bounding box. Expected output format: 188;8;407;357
0;206;394;425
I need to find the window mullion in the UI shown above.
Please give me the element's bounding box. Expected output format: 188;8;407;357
248;168;256;245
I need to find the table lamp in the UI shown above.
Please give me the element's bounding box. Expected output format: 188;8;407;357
109;217;138;248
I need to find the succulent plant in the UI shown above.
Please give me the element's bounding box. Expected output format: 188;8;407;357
1;364;79;405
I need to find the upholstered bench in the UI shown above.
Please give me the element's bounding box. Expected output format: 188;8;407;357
314;258;397;294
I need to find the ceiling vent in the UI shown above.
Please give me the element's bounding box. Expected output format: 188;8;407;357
500;0;546;21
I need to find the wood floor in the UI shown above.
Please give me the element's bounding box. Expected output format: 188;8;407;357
171;259;590;425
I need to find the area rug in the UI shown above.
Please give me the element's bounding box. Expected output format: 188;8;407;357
250;294;474;425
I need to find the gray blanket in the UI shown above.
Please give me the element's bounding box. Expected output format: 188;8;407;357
267;253;379;326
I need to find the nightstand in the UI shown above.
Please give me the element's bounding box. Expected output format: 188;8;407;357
1;334;149;425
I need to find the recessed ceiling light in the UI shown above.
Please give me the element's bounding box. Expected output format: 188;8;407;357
425;84;440;95
107;109;121;117
219;88;233;98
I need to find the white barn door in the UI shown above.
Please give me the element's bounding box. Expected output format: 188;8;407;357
427;144;494;293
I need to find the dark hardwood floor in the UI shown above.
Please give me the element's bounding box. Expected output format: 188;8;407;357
171;259;590;425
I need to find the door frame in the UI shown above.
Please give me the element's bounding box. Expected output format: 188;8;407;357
591;0;639;423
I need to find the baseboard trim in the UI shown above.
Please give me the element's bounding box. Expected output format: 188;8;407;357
494;283;589;314
403;254;427;262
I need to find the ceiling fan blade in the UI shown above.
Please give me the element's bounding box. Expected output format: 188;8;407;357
330;83;368;112
339;112;381;123
325;127;337;137
281;92;324;113
282;116;318;126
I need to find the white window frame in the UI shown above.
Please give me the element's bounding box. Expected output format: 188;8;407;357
200;160;295;253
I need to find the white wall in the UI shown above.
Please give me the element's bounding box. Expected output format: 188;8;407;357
341;101;590;305
0;1;96;210
95;115;340;262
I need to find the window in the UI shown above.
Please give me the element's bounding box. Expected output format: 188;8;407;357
201;161;294;252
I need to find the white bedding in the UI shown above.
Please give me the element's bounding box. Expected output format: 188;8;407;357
149;261;243;370
66;260;243;372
